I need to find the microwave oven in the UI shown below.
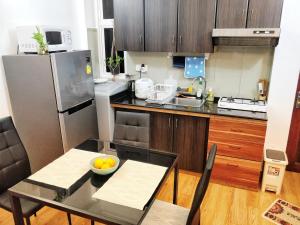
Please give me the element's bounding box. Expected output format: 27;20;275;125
17;26;72;53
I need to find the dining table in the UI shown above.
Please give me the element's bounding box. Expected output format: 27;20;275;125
8;139;179;225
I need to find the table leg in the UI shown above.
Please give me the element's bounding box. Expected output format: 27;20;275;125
9;194;25;225
173;164;178;205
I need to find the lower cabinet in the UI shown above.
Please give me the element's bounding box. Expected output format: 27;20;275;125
150;112;173;152
208;115;267;190
211;155;262;190
150;112;208;173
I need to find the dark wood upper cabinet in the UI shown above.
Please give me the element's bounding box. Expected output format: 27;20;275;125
113;0;144;51
177;0;217;53
173;115;208;172
150;112;173;152
145;0;178;52
247;0;284;28
216;0;249;28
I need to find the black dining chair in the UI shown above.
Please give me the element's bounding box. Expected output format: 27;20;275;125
141;144;217;225
0;116;72;225
114;111;150;148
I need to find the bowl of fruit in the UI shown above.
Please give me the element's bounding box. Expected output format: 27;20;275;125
90;155;120;175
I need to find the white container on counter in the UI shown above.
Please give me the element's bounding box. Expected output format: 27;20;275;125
135;78;154;99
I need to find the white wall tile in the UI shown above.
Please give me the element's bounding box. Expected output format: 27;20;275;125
126;47;274;99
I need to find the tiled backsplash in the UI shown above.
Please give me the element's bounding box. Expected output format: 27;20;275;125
125;47;274;99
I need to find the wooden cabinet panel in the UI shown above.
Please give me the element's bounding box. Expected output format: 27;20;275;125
247;0;284;28
145;0;178;52
208;141;263;161
150;113;173;152
209;116;267;137
177;0;217;53
113;0;144;51
211;155;262;190
209;130;265;145
173;115;208;172
216;0;249;28
208;115;266;190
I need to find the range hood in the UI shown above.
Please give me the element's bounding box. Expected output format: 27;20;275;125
212;28;281;47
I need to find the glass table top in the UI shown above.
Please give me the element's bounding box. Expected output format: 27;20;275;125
9;140;178;225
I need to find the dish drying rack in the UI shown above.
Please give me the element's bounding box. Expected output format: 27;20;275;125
146;84;176;104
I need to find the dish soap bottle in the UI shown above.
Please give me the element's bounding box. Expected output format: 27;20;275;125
207;88;214;102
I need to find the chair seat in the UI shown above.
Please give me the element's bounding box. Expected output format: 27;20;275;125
0;191;43;217
142;200;190;225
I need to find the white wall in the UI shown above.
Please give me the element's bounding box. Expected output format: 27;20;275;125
0;0;88;118
265;0;300;151
126;47;274;99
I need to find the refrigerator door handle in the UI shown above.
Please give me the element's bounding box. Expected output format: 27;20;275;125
60;99;94;115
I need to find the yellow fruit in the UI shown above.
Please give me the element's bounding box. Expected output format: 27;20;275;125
101;163;111;169
106;158;116;167
94;158;104;169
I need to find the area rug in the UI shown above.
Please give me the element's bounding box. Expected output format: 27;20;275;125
263;199;300;225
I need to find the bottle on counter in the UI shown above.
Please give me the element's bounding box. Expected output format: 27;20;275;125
207;88;215;102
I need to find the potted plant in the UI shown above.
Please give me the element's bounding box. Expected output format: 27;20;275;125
106;35;123;79
32;26;48;55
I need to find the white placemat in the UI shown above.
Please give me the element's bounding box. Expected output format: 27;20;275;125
92;160;168;210
28;149;103;189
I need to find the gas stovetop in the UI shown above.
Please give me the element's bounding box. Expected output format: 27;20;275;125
218;97;267;112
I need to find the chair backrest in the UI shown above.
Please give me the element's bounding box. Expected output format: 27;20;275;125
114;111;150;148
0;116;31;193
186;144;217;225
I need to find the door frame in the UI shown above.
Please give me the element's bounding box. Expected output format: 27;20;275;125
286;73;300;172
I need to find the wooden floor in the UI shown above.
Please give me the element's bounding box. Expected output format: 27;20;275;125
1;171;300;225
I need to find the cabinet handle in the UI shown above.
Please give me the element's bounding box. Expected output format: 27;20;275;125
296;91;300;108
171;35;176;45
179;36;182;46
169;117;171;128
139;35;143;45
227;163;239;168
228;145;241;150
250;9;254;17
175;118;178;128
242;9;245;16
230;128;243;133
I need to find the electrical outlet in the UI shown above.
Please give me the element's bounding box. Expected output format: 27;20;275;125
136;64;148;73
136;64;142;72
141;65;148;73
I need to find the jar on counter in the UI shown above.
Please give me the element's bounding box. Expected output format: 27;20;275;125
207;88;214;102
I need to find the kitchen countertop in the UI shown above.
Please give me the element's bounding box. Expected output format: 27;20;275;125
110;91;268;121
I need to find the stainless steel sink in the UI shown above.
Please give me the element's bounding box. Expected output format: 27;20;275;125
165;97;205;108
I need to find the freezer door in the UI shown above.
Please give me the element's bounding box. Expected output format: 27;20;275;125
59;100;99;152
51;50;95;112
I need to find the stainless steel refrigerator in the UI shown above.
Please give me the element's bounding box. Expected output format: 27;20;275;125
3;50;99;172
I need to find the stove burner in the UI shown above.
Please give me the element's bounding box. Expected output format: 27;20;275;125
227;97;234;103
218;97;267;113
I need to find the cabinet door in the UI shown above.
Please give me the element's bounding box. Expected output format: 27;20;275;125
173;115;208;172
150;113;173;152
216;0;248;28
177;0;217;53
145;0;178;52
247;0;283;28
113;0;144;51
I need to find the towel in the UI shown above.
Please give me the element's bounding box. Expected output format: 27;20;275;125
184;56;205;79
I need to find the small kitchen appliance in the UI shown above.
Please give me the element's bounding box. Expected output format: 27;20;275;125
218;97;267;112
17;26;72;53
135;78;154;99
